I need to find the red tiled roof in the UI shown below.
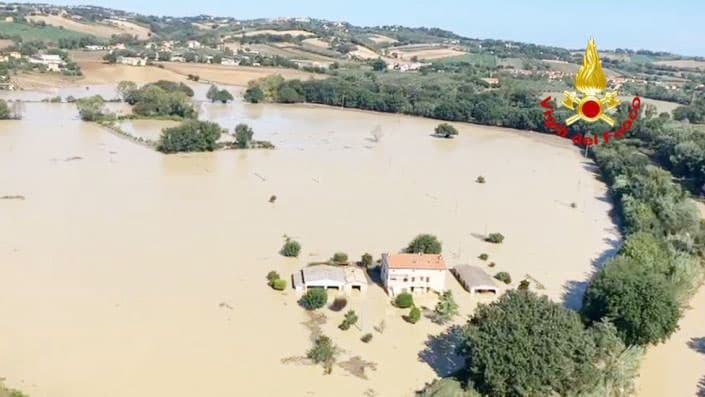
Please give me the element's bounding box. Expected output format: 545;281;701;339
384;253;447;270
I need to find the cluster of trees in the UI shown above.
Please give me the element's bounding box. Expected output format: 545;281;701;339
0;100;20;120
673;97;705;124
119;80;196;119
57;36;104;50
457;291;634;396
156;120;224;153
581;140;704;344
244;71;546;132
621;82;690;105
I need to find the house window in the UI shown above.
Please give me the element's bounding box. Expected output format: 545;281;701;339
412;277;416;282
426;277;430;282
390;277;397;281
403;278;408;282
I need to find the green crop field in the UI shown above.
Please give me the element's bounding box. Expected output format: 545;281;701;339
0;21;93;42
434;53;497;67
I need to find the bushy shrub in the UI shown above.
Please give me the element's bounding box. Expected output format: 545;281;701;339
361;333;373;343
395;292;414;308
329;297;347;312
361;253;374;267
332;252;348;264
271;278;287;290
407;306;421;324
494;272;512;284
476;176;486;184
76;95;109;121
280;237;301;257
206;84;234;103
157;120;223;153
488;262;496;268
300;288;328;310
406;234;442;254
434;291;459;324
485;233;505;244
478;253;488;261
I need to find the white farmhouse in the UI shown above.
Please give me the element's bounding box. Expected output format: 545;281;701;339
29;54;65;72
117;56;147;66
381;253;447;296
186;40;202;49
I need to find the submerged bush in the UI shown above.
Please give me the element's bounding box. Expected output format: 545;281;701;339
280;237;301;257
329;297;348;312
478;253;488;261
486;233;505;244
494;272;512;284
406;306;421;324
361;253;374;267
271;278;287;291
338;310;358;330
332;252;349;264
361;333;373;343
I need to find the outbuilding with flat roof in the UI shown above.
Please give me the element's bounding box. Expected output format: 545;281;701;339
292;265;367;295
452;265;498;294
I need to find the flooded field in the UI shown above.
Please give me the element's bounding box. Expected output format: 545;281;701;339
0;87;618;397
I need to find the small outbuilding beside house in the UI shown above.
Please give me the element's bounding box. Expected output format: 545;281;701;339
452;265;498;294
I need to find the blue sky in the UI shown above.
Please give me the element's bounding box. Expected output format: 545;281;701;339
14;0;705;56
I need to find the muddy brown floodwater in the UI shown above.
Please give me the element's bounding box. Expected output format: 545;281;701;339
0;86;618;397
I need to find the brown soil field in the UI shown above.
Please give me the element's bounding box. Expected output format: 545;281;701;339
367;34;397;44
242;29;314;37
302;37;330;49
543;60;620;77
654;59;705;70
0;39;13;49
396;48;467;61
160;62;324;86
349;45;381;60
26;15;151;40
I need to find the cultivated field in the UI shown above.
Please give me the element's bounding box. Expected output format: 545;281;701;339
160;62;324;85
0;39;13;49
302;37;330;49
0;21;92;43
654;59;705;70
241;29;314;37
366;34;397;44
24;15;152;40
387;44;467;61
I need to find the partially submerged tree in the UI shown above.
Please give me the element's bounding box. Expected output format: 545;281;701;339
300;288;328;310
76;95;110;121
206;84;234;103
434;123;459;138
280;237;301;257
157;120;223;153
234;123;254;148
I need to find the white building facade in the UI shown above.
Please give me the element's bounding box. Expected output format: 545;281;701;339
381;253;447;296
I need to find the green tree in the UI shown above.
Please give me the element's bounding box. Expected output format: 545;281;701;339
234;123;254;148
244;86;265;103
406;234;442;254
0;100;12;120
433;290;459;324
370;58;387;71
156;120;223;153
460;290;602;396
434;123;458;138
416;379;482;397
361;253;374;267
581;257;680;346
307;335;338;374
76;95;109;121
485;233;505;244
301;288;328;310
395;292;414;308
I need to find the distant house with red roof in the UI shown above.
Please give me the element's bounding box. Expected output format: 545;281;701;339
381;253;447;296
